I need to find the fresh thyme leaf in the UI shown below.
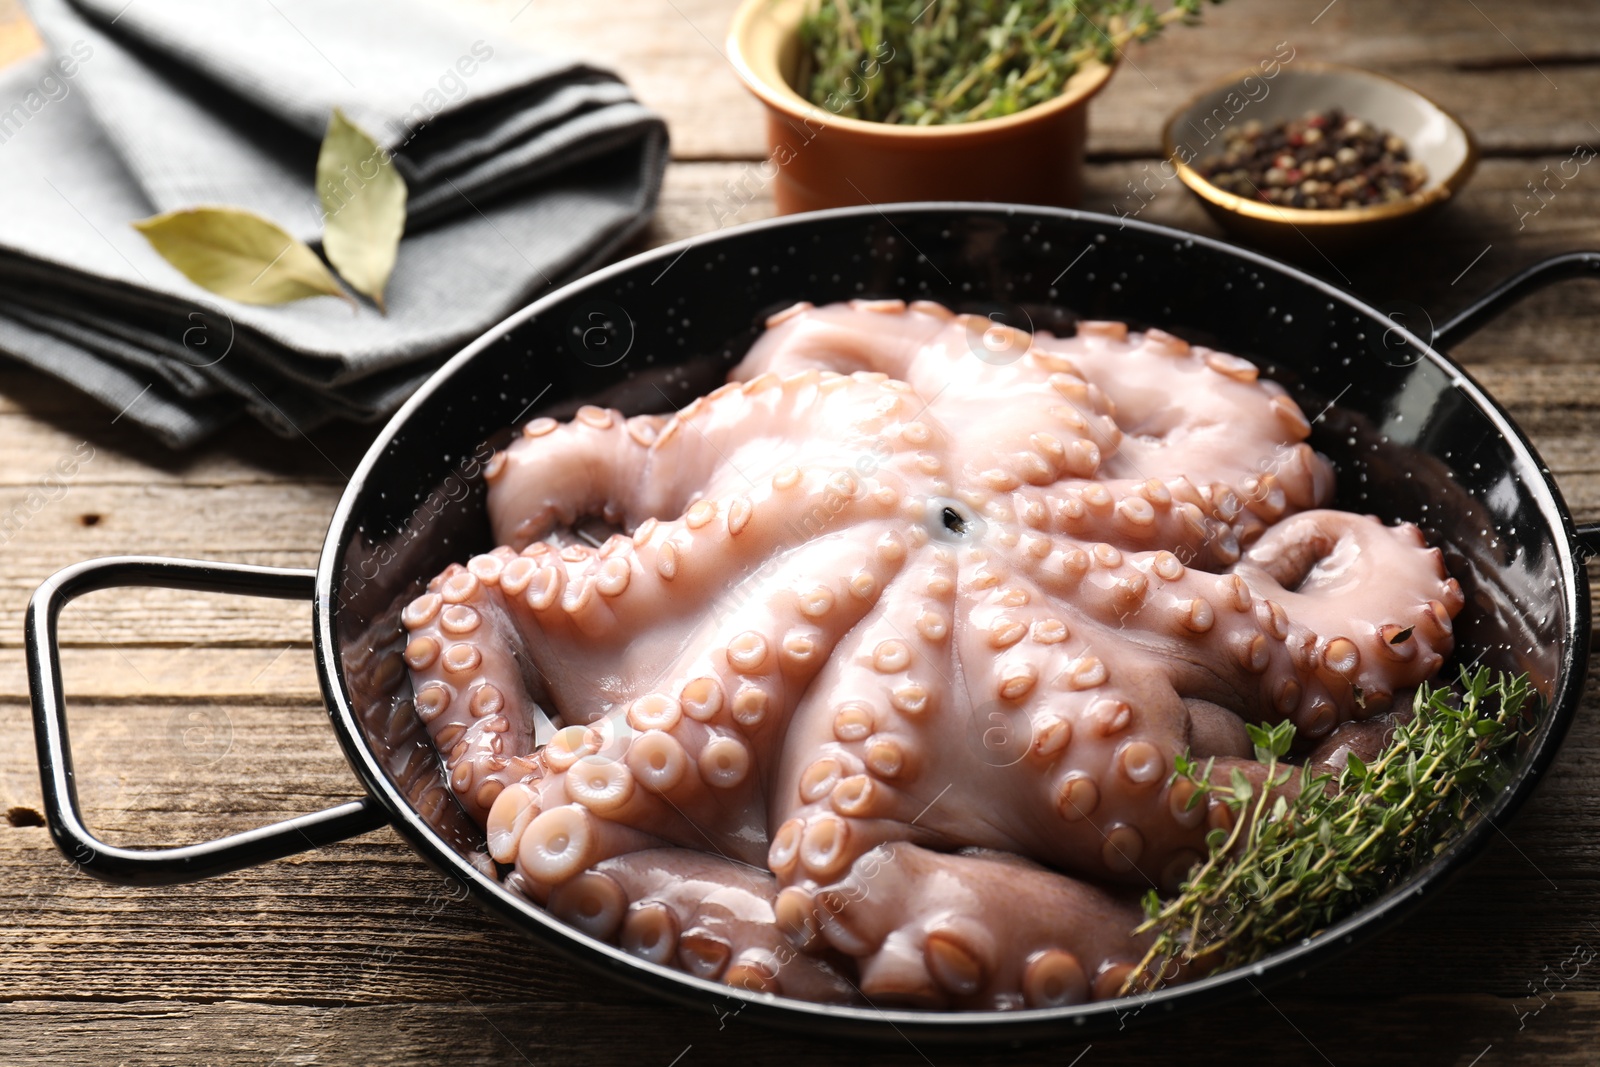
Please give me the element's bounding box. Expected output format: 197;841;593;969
133;207;351;307
798;0;1227;126
317;108;407;312
1125;667;1536;993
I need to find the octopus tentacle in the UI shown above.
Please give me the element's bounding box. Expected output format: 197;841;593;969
734;303;1336;559
1229;509;1462;722
489;368;940;552
812;843;1149;1009
1029;325;1334;515
1008;480;1245;572
493;528;919;895
1006;518;1455;740
553;848;857;1000
508;801;667;903
734;299;953;383
403;553;547;822
487;406;668;549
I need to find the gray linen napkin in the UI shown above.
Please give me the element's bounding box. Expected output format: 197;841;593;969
1;0;668;446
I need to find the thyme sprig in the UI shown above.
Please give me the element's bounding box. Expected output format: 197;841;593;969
797;0;1225;126
1126;667;1537;993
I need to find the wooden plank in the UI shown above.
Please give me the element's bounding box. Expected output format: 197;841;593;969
1;994;1593;1066
0;157;1587;652
0;587;322;652
0;156;1581;653
0;752;1595;1062
0;478;336;650
468;0;770;162
653;156;1600;319
0;411;369;487
1084;21;1600;159
1512;434;1600;475
0;702;362;836
3;2;1600;1061
469;0;1600;161
0;481;335;560
0;365;1596;653
0;691;1596;1012
8;0;1600;163
5;156;1589;449
5;644;323;703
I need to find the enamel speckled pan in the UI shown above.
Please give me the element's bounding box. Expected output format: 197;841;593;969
25;205;1600;1041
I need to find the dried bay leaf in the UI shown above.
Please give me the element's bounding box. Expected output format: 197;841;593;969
133;207;351;306
317;108;407;311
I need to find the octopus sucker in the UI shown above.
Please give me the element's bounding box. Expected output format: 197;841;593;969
402;300;1462;1008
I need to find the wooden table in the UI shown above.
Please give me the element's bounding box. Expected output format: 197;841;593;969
2;1;1599;1063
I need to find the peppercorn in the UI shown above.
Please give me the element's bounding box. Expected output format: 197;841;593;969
1193;108;1428;210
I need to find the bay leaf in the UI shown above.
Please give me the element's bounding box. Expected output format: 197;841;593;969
133;207;351;306
317;108;407;312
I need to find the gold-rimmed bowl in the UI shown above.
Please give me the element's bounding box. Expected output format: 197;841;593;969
1164;62;1478;257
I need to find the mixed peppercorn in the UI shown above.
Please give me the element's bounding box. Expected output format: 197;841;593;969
1194;108;1428;210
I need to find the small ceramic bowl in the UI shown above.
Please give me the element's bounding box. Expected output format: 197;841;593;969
727;0;1115;214
1163;62;1478;257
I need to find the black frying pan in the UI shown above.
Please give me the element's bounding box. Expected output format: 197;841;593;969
25;205;1600;1041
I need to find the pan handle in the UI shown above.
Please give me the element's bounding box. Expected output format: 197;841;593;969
1433;251;1600;351
25;555;389;886
1573;522;1600;560
1432;253;1600;560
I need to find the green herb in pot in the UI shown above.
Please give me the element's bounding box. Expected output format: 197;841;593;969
797;0;1227;126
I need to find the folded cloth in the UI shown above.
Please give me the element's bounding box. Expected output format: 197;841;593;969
0;0;668;446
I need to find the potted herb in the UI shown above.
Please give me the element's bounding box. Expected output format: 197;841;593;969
728;0;1224;213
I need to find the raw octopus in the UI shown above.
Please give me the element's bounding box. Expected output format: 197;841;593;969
399;299;1462;1009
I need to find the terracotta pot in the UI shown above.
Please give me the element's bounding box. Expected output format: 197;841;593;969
727;0;1117;214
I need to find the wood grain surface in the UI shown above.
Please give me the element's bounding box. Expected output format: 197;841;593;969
2;1;1600;1064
